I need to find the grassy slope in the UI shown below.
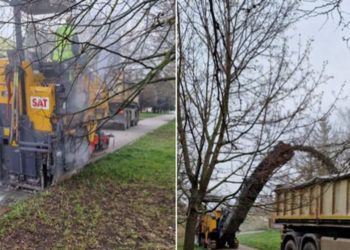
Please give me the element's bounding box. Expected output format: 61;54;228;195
0;120;175;249
177;227;280;250
140;112;165;118
237;230;280;250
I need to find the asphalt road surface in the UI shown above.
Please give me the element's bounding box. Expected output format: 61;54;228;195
0;113;174;209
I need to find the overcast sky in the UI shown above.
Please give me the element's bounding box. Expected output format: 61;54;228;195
290;3;350;117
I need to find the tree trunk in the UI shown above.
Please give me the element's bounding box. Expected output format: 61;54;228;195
219;141;336;242
220;141;294;241
183;207;198;250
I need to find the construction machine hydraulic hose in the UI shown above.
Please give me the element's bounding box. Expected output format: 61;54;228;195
9;70;18;145
5;66;12;120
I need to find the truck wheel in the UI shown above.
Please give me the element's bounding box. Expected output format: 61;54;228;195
127;113;131;129
122;121;127;130
303;242;316;250
284;240;297;250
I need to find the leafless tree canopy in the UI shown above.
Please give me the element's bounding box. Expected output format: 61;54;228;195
0;0;175;126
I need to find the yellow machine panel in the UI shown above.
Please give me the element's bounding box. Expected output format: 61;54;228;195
27;85;55;132
201;210;222;235
87;121;98;144
0;59;9;104
22;61;44;88
3;127;9;136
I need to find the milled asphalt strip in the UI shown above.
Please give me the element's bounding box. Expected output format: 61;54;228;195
0;114;175;208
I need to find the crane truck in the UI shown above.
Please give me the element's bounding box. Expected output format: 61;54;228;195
274;173;350;250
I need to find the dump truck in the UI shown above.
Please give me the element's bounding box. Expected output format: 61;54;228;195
274;173;350;250
197;209;239;249
103;72;140;130
0;0;110;190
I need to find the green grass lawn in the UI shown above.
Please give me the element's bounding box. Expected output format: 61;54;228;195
0;120;175;249
140;112;166;118
84;119;175;189
177;229;280;250
238;230;281;250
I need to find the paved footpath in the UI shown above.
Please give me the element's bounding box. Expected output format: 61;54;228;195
0;114;174;208
237;245;258;250
100;113;174;156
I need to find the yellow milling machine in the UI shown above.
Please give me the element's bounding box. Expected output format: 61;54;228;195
0;0;110;190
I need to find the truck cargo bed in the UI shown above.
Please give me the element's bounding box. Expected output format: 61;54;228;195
275;173;350;224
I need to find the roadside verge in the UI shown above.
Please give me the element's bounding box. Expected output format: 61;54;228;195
0;120;175;249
